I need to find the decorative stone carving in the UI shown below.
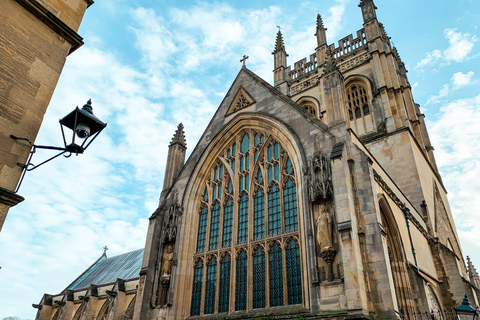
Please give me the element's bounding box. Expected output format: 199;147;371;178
162;244;174;277
305;153;333;202
316;205;333;251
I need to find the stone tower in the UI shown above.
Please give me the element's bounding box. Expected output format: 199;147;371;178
0;0;93;231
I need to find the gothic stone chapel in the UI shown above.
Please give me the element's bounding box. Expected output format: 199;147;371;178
35;1;480;320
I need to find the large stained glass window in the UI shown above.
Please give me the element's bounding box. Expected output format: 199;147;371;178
191;129;302;316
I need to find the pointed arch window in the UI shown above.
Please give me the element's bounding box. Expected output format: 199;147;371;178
209;203;221;250
286;240;302;305
253;190;265;240
191;129;303;316
235;250;248;311
204;258;217;314
190;260;204;316
346;83;371;120
218;255;231;313
253;247;266;309
269;242;284;307
222;199;233;247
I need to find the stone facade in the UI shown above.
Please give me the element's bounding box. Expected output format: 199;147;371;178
0;0;92;231
34;1;480;319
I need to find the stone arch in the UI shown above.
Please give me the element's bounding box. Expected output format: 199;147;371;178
177;113;308;318
344;75;377;135
295;96;321;118
97;298;110;320
378;195;415;315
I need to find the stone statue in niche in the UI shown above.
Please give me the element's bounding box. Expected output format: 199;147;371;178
161;243;175;277
316;205;332;252
316;205;336;281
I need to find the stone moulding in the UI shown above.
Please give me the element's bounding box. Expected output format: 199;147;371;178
373;170;429;238
0;186;24;207
14;0;84;54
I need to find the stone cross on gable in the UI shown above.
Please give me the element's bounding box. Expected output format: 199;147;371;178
240;55;249;67
103;246;108;254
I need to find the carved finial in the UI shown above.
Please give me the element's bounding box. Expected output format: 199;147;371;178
315;14;327;47
169;123;187;148
323;46;337;74
273;29;286;54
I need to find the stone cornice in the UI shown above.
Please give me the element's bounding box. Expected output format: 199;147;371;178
15;0;84;54
0;186;24;207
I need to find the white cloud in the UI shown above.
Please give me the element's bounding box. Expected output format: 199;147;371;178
452;71;475;88
416;28;477;69
426;71;476;104
324;0;351;41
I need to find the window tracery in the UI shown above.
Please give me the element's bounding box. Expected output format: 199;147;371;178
346;83;371;121
191;129;302;316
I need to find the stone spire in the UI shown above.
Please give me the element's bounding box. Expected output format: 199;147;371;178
467;256;480;288
273;29;286;54
358;0;377;23
315;14;327;47
272;28;289;89
163;123;187;191
169;123;186;149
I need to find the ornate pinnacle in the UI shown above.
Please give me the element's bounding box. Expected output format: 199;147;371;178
273;30;286;54
316;14;326;30
169;123;187;148
323;46;337;73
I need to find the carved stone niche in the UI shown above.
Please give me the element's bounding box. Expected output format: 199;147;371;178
305;152;333;203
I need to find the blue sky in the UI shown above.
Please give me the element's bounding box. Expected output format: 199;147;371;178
0;0;479;318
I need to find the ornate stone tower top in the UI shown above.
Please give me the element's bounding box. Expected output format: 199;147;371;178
315;14;327;47
358;0;378;23
273;29;287;54
169;123;187;149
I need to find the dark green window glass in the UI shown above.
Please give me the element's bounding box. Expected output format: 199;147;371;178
284;179;298;232
253;190;265;240
240;156;244;172
286;240;302;305
190;260;203;316
222;199;233;247
218;255;231;313
196;206;208;253
237;194;248;244
220;165;223;178
232;143;236;155
232;159;235;173
213;186;217;200
241;134;250;153
260;135;264;144
268;145;272;161
274;163;279;181
214;167;218;180
203;187;208;201
269;242;284;307
274;142;279;159
285;157;293;175
235;251;248;311
256;169;262;183
252;247;266;309
246;154;250;170
268;165;273;183
268;185;281;236
239;176;243;191
209;203;221;250
227;179;232;193
254;133;258;146
218;183;222;200
204;258;217;314
254;150;258;163
245;174;249;191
